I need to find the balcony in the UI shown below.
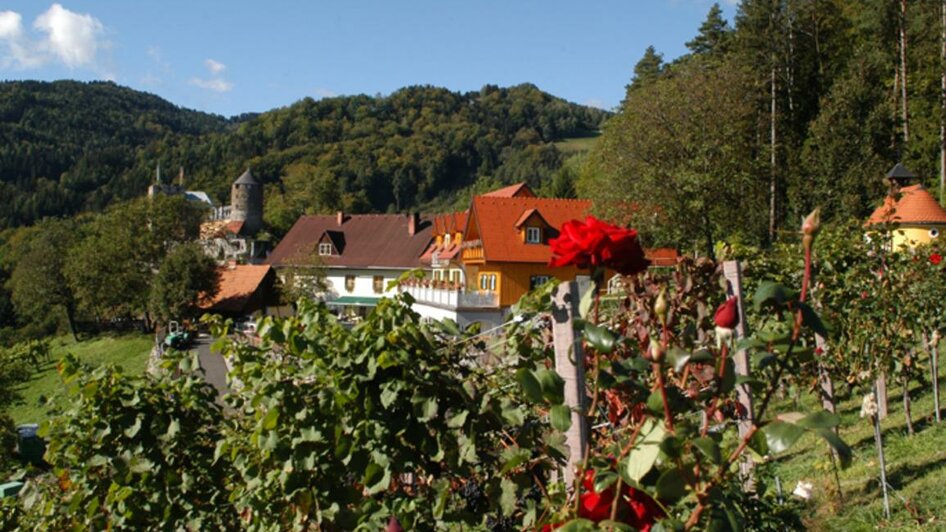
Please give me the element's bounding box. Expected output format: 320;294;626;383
399;280;499;309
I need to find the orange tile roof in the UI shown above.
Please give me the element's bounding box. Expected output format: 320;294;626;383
866;184;946;226
469;196;593;263
645;248;679;267
201;264;273;314
481;183;535;198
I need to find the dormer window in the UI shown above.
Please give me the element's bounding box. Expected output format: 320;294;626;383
318;243;333;256
525;226;542;244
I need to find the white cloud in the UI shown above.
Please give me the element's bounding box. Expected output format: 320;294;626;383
204;58;225;74
34;4;104;68
190;57;232;93
189;77;233;93
0;4;107;71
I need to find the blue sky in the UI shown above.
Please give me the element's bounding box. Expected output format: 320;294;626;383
0;1;739;117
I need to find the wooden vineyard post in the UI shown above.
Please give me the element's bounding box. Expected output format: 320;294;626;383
815;334;836;416
876;373;889;419
552;281;588;487
722;261;755;476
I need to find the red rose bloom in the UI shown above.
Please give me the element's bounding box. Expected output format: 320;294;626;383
576;469;664;529
549;216;650;275
714;297;739;329
931;253;942;266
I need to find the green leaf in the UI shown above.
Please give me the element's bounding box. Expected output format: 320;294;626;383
500;478;517;516
762;421;806;454
578;283;595;319
748;428;769;456
625;419;664;482
796;410;841;430
598;521;635;531
413;395;438;422
752;281;794;312
797;302;828;338
692;436;722;465
517;368;544;403
535;368;565;405
500;446;531;473
262;407;280;430
501;405;526;427
550;404;572;432
814;429;852;468
557;519;596;532
656;468;688;502
363;460;391;495
668;347;691;373
447;410;469;429
593;470;619;493
583;323;617;354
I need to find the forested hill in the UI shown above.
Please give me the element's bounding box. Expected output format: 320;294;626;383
0;81;231;227
0;81;608;231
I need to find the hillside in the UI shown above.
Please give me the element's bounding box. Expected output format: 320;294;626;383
0;81;608;232
0;80;231;227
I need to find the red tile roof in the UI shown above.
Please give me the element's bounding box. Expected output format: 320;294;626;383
481;183;535;198
866;184;946;226
645;248;680;267
201;264;272;314
267;214;434;268
469;196;593;263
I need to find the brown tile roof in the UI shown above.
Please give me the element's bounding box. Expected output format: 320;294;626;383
482;183;535;198
469;196;593;263
267;214;434;268
645;248;680;267
201;264;272;314
866;185;946;226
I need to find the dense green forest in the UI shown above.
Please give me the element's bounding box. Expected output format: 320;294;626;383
0;80;606;231
581;0;946;255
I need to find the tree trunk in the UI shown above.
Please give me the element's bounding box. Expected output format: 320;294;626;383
900;0;910;142
902;370;914;435
65;304;79;343
769;65;778;244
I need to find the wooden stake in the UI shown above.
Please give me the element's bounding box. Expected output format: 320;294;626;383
876;372;889;420
552;281;588;487
723;261;755;479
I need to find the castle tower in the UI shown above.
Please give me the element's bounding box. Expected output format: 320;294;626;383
231;168;263;235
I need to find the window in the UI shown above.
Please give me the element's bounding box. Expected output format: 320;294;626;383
479;273;497;291
373;276;384;294
525;226;542;244
530;275;551;290
345;275;355;292
318;243;333;256
931;228;940;239
449;269;461;283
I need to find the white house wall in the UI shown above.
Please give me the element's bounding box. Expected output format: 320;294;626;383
323;268;407;300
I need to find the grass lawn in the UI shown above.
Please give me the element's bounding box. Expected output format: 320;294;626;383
8;333;152;425
554;134;599;154
769;369;946;530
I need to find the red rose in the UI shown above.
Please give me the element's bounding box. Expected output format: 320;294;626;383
576;469;664;529
714;297;739;329
549;216;650;275
931;253;942;266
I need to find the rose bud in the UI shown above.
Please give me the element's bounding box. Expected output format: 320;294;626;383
801;208;821;249
654;287;668;326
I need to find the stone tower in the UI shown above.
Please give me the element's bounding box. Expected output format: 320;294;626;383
230;168;263;235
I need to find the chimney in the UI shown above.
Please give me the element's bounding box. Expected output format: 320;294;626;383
336;211;344;226
408;212;419;236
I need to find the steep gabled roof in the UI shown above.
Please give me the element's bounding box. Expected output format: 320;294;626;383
201;264;272;314
866;184;946;226
469;196;592;263
482;183;535;198
513;208;551;229
267;214;433;268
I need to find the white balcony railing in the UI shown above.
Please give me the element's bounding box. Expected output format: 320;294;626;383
400;283;499;309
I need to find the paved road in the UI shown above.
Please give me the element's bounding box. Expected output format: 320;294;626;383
195;334;230;401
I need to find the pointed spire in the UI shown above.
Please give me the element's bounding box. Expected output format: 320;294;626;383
886;163;917;191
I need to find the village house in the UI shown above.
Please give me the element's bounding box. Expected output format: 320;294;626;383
266;212;434;317
200;263;278;318
866;163;946;249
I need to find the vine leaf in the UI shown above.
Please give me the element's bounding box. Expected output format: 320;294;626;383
550;404;572;432
624;420;665;482
762;421;805;453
